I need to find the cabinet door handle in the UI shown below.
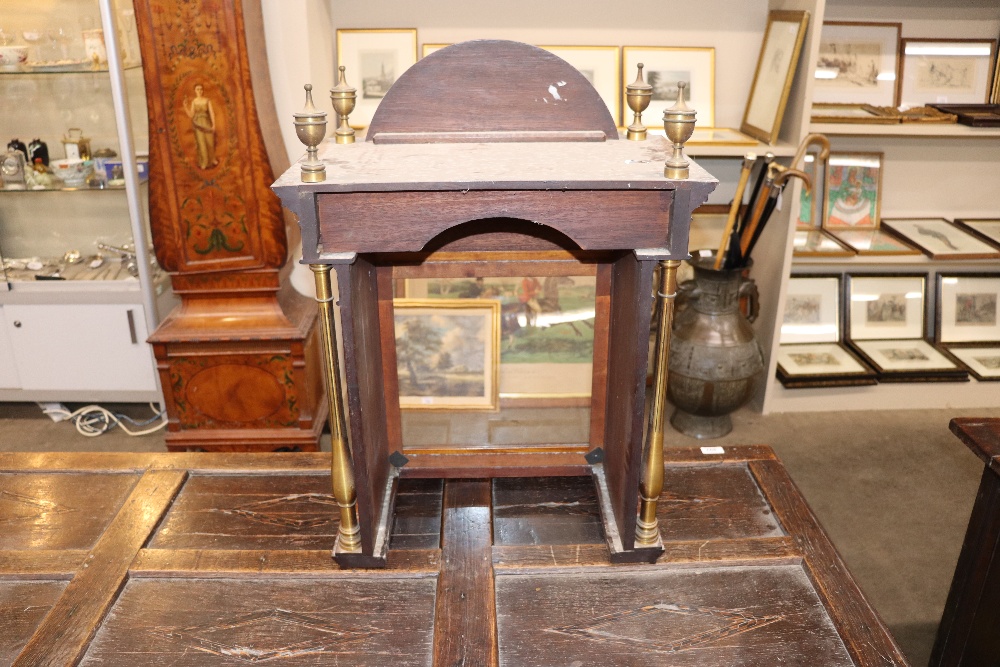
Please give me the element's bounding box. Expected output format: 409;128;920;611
126;309;137;344
13;320;21;328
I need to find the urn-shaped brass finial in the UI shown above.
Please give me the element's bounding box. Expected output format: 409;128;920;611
293;84;328;183
662;81;697;179
626;63;653;141
330;66;357;144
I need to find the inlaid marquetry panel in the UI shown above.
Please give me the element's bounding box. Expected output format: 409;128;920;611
658;463;786;541
495;565;854;666
0;581;68;664
79;577;437;666
0;473;139;550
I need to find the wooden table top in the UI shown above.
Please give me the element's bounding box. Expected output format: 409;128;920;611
0;446;906;666
950;418;1000;472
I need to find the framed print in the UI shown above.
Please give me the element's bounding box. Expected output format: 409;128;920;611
954;218;1000;248
780;275;841;344
846;274;926;341
776;343;876;387
852;338;965;377
794;230;855;257
937;274;1000;343
622;46;715;128
898;39;998;109
795;151;824;229
810;103;900;124
401;275;598;401
740;10;810;144
822;152;883;229
944;346;1000;381
813;22;901;106
393;299;500;410
336;29;418;128
688;127;759;146
881;218;1000;260
929;103;1000;126
827;228;920;256
421;43;450;58
541;46;621;125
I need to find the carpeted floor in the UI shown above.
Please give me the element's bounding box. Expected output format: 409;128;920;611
1;400;996;665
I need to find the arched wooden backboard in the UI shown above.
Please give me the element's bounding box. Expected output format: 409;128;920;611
366;40;619;142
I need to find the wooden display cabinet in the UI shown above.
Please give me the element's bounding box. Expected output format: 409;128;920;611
274;41;716;566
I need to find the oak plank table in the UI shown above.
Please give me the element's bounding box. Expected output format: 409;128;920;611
931;418;1000;666
0;446;906;665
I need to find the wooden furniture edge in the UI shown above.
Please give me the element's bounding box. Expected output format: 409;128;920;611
749;459;908;666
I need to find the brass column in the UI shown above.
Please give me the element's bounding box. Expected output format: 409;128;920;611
635;259;681;546
311;264;362;553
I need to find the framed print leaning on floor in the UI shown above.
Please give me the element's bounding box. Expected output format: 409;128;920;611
336;28;418;128
741;10;810;143
622;46;715;128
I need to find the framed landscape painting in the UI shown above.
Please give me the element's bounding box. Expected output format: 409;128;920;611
393;299;500;410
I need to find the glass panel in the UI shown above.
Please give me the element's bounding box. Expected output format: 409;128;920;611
396;274;598;449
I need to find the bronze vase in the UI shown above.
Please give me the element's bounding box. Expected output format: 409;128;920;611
667;256;764;439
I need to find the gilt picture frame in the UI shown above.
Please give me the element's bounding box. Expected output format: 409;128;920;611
336;28;418;128
898;38;998;109
741;10;810;144
393;299;500;411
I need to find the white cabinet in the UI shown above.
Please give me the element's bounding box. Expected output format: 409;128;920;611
0;0;164;402
2;303;155;393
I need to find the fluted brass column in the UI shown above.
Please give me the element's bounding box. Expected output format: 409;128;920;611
635;259;681;546
311;264;362;553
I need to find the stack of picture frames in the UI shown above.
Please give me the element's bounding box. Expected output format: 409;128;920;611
936;273;1000;381
794;150;922;257
809;21;1000;125
776;275;877;388
845;274;967;382
342;11;813;147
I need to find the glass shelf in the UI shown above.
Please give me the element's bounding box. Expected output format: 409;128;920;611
1;181;146;194
0;62;142;75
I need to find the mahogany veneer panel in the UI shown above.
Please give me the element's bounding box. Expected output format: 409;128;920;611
495;565;855;666
0;473;138;550
0;581;67;664
79;577;437;666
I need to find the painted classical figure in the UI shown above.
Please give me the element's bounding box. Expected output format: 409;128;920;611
183;83;218;169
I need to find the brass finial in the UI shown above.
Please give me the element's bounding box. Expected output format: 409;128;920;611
662;81;697;179
293;84;328;183
330;66;357;144
626;63;652;141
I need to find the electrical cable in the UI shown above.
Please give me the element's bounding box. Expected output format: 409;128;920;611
41;403;167;438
